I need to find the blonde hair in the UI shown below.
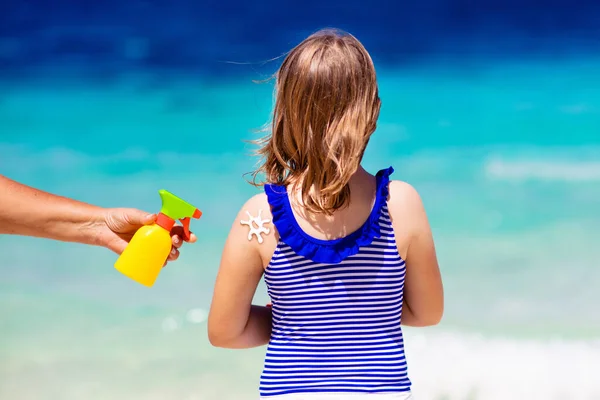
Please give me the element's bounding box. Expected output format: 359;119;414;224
251;28;381;215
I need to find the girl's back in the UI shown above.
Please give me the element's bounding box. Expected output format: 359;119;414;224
260;167;410;397
208;29;443;400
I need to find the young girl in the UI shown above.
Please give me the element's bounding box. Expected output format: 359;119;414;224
208;28;443;399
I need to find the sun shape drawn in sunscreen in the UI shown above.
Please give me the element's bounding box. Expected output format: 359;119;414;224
240;210;270;243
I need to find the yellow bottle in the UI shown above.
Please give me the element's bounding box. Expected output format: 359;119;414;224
114;190;202;287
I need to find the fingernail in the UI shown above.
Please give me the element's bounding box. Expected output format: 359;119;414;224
171;248;176;255
173;236;179;244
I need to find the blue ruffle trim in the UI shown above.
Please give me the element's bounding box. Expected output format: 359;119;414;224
264;167;394;264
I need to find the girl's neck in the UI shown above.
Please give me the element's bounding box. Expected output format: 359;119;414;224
287;165;377;240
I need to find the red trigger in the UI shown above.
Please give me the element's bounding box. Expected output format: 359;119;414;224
180;217;191;241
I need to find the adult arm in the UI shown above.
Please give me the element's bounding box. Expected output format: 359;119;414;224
0;174;195;258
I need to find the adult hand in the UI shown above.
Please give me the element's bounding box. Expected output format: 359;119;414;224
98;208;197;264
0;175;198;263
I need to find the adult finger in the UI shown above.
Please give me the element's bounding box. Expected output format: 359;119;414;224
167;247;180;261
172;235;183;248
170;225;197;243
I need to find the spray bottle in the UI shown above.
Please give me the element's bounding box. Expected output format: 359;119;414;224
114;190;202;287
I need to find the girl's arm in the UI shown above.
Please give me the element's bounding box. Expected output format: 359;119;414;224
388;181;444;327
208;195;272;348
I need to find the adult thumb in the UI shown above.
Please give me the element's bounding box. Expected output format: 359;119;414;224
123;209;156;226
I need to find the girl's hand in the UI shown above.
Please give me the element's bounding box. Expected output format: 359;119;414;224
98;208;197;264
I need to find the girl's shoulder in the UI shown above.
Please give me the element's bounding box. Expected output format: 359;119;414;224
388;179;422;207
387;179;430;246
232;192;278;266
237;192;274;231
241;191;271;211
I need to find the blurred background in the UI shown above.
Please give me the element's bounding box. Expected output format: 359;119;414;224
1;1;599;399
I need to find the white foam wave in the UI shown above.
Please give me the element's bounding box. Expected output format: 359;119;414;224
485;158;600;182
404;329;600;400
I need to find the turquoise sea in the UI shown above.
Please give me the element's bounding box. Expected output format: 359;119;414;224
1;56;600;399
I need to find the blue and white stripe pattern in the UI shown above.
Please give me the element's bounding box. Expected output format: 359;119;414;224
260;168;410;398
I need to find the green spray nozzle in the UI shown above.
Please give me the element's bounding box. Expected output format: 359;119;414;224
158;189;202;240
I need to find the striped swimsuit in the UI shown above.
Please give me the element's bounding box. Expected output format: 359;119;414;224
261;167;411;399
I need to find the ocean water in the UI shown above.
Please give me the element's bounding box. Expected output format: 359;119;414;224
1;56;600;399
